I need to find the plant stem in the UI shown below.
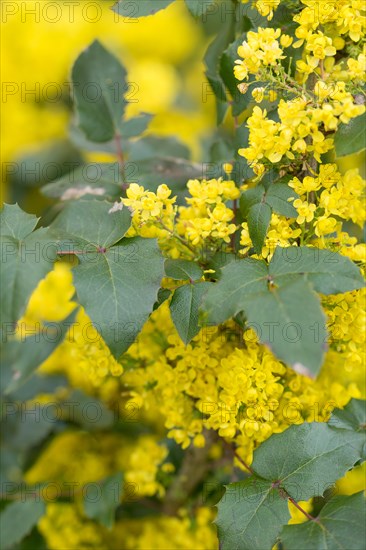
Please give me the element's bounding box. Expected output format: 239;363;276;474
222;439;254;475
232;449;254;475
115;132;127;188
163;429;217;515
286;494;318;522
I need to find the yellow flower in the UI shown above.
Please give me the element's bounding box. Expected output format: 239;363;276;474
280;34;293;48
252;87;266;103
314;216;338;237
293;199;316;223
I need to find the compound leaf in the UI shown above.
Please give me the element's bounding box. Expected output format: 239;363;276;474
252;423;365;501
215;478;290;550
280;492;366;550
203;259;268;325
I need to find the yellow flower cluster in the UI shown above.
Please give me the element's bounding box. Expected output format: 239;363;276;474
321;289;366;395
346;48;366;81
123;302;362;466
39;504;218;550
123;183;176;239
26;430;169;500
177;178;240;246
122;178;240;249
115;508;218;550
234;2;365;175
294;0;366;43
239;96;364;167
125;436;172;497
293;0;366;82
234;28;289;81
239;164;365;260
39;504;106;550
290;164;366;232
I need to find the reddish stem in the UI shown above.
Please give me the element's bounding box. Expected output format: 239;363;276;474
115;132;126;187
233;449;255;475
287;495;318;522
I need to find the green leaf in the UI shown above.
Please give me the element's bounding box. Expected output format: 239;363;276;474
240;185;265;216
84;472;123;529
165;259;203;281
280;492;366;550
69;124;118;154
65;390;114;430
3;309;78;394
51;199;131;248
215;478;290;550
1;229;58;326
2;401;55;450
130;157;201;186
203;258;268;325
170;283;208;344
202;246;364;373
266;183;298;217
329;398;366;433
244;277;327;376
247;202;272;253
0;500;46;549
185;0;216;16
0;204;38;240
153;288;172;311
269;246;365;295
9;141;83;194
240;183;298;220
51;200;163;357
112;0;174;17
128;136;190;161
14;526;47;550
252;423;365;501
72;238;164;357
219;34;251;116
119;114;153;138
204;14;236;123
41;163;123;201
334;112;366;157
6;373;67;402
72;40;127;142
